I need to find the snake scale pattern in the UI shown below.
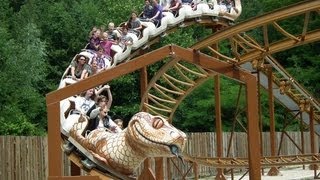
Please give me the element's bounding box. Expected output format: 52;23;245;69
69;112;187;175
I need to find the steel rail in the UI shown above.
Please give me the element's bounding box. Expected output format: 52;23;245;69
192;0;320;50
56;1;320;179
183;153;320;168
236;30;320;64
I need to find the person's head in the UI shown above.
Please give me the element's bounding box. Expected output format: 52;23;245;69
145;0;151;5
114;119;123;129
96;95;107;107
90;27;101;38
152;0;158;6
122;26;128;35
108;22;115;31
83;88;95;99
79;88;95;100
97;46;104;56
91;60;98;71
131;11;138;19
89;26;97;37
102;32;109;41
99;105;109;118
77;55;88;65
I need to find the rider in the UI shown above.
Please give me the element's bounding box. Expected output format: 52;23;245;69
87;105;122;133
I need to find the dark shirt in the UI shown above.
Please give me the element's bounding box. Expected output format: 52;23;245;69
143;5;154;18
152;4;163;21
86;114;112;132
182;0;192;3
107;31;118;41
87;37;100;51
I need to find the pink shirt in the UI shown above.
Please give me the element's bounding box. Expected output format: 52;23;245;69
100;40;113;56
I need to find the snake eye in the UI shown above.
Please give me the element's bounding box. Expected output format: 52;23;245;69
152;117;164;129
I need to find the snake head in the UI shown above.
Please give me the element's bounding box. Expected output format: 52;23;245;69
128;112;187;158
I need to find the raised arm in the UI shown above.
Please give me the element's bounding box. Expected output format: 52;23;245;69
95;84;113;109
105;85;113;110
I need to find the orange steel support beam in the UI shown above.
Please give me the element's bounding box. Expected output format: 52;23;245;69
47;102;62;177
70;162;81;176
214;75;226;180
167;158;172;180
47;44;261;179
257;71;265;176
155;157;164;179
140;66;148;111
266;66;280;176
309;107;318;171
245;76;261;179
300;112;306;170
172;46;261;179
193;162;198;180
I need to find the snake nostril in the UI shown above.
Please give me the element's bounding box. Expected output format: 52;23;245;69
170;131;179;138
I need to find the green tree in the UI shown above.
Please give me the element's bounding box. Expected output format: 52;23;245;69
0;22;47;135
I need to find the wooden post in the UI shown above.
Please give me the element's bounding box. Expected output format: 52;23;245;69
155;157;164;179
257;70;264;175
300;112;305;170
193;162;198;180
246;75;261;180
266;66;280;176
140;66;148;111
167;158;172;180
214;75;226;180
70;162;81;176
309;107;318;171
47;102;62;177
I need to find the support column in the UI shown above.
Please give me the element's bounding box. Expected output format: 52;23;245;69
266;66;280;176
246;76;261;180
214;75;226;180
167;158;172;180
300;113;305;170
47;100;97;180
139;66;157;180
47;102;62;177
309;107;318;171
140;66;148;111
70;162;81;176
155;158;164;179
257;70;265;175
193;162;198;180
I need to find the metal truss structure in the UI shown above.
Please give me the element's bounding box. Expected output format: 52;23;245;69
46;1;320;179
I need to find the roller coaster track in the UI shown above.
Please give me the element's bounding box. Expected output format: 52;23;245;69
183;153;320;168
138;0;320;170
56;0;320;179
141;0;320;122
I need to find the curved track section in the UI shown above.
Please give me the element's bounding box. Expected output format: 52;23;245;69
141;0;320;127
56;0;320;178
58;1;242;179
90;0;241;68
139;0;320;168
140;59;215;121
